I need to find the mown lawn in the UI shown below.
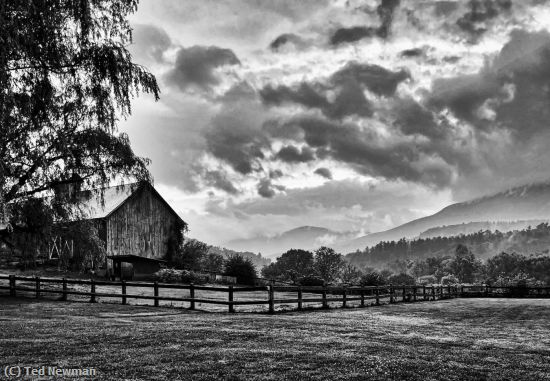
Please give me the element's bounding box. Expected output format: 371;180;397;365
0;297;549;380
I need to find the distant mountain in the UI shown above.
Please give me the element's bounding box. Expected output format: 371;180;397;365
335;181;550;253
225;226;360;257
207;246;271;269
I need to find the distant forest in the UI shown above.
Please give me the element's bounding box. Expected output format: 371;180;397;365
347;223;550;268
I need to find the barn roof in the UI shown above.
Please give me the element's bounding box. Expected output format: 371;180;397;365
79;182;185;225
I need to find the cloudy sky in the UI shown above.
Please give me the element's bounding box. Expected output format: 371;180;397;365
121;0;550;246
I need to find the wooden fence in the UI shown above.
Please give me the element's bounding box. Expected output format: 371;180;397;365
0;274;461;313
0;274;548;313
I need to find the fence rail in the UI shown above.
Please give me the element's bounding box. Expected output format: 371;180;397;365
1;274;548;313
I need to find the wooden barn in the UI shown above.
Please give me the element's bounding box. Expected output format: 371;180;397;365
49;181;186;280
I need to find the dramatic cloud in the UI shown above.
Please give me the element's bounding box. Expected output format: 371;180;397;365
269;169;284;179
330;0;400;45
203;170;239;195
377;0;401;38
203;100;268;174
268;116;454;188
269;33;307;51
260;82;329;112
275;145;316;163
165;46;240;92
260;80;372;120
456;0;512;42
257;178;285;198
259;62;408;120
330;26;377;46
130;24;172;64
428;29;550;137
314;167;333;179
123;0;550;245
330;63;410;97
393;97;443;140
399;47;424;58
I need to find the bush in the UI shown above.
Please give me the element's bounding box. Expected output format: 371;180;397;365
224;255;257;285
153;268;207;284
417;275;438;285
298;275;325;286
441;274;459;285
388;272;415;285
181;270;208;285
359;271;386;286
153;268;182;283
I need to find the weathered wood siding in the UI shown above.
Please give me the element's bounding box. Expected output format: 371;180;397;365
105;186;178;259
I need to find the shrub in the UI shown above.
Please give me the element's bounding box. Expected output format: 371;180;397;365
359;271;386;286
181;270;208;285
153;268;183;283
441;274;459;285
153;268;207;284
388;272;415;285
298;275;325;286
417;275;438;285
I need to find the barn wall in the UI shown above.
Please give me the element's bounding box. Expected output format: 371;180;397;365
105;186;179;259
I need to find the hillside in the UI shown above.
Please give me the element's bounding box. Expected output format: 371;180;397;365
225;226;359;257
207;246;271;269
335;181;550;253
419;220;549;239
346;223;550;269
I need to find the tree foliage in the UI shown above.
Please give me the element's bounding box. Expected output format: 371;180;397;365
172;239;209;271
1;0;159;219
0;0;159;267
314;246;345;284
224;255;257;285
347;223;550;268
260;249;314;283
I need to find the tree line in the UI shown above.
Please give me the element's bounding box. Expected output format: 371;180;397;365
346;222;550;268
260;243;550;287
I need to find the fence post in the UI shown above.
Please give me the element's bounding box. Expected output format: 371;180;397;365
322;286;328;309
154;281;160;307
413;286;417;302
268;285;275;314
61;278;67;301
389;284;394;303
9;275;15;297
440;285;443;299
342;287;347;308
447;285;451;298
431;286;435;301
297;286;303;311
121;280;127;305
90;279;96;303
402;286;406;302
375;287;380;305
460;285;464;297
360;288;365;307
484;284;489;297
228;286;235;313
35;276;40;299
422;285;426;300
189;283;195;310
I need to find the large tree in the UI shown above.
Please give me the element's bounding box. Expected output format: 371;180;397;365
261;249;314;283
0;0;159;224
314;246;345;284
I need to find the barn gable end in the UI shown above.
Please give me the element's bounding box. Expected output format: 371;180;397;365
104;184;180;259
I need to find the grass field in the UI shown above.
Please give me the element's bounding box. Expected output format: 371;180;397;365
1;297;549;380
